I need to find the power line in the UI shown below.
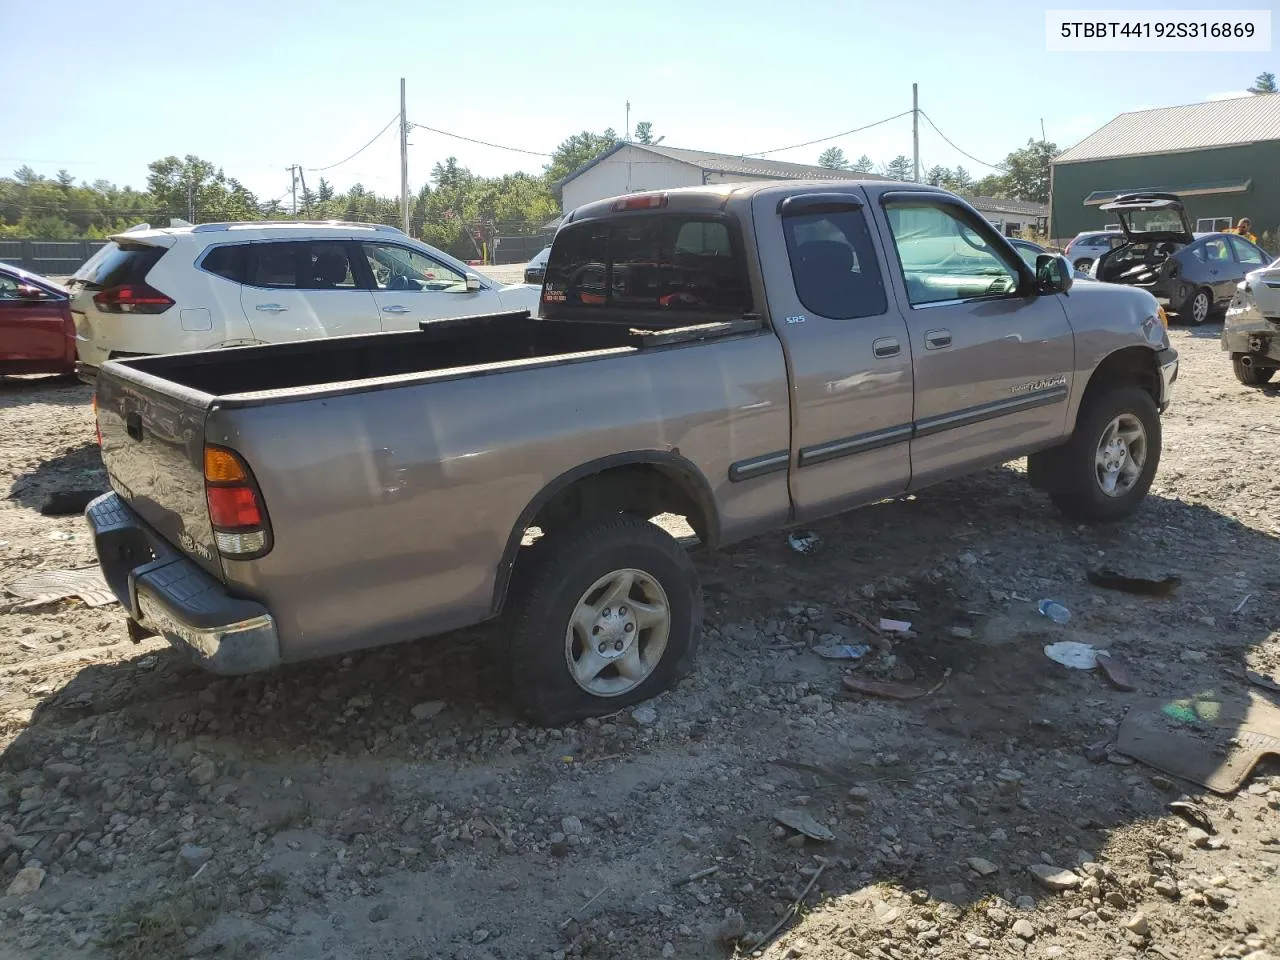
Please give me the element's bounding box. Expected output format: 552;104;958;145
305;115;400;172
410;122;551;157
746;110;913;157
918;111;1006;172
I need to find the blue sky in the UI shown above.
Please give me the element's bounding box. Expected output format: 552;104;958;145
1;0;1274;200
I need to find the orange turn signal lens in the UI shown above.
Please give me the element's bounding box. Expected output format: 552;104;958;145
204;446;249;483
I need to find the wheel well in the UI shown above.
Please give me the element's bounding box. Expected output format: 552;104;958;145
492;457;718;615
1080;346;1160;410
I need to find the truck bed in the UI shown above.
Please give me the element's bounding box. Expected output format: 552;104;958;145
117;310;762;400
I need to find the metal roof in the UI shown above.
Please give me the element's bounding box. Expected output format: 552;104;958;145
1054;95;1280;164
556;142;895;188
969;195;1048;216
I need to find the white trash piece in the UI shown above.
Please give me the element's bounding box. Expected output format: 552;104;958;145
1044;641;1106;670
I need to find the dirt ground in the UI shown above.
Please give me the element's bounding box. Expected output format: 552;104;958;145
0;324;1277;960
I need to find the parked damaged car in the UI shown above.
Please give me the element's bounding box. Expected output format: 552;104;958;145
1089;193;1271;325
1222;256;1280;386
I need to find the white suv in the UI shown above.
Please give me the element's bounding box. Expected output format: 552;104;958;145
68;220;540;382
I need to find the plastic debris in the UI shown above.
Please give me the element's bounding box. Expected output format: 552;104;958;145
1234;594;1253;614
1044;641;1103;670
811;642;871;661
1167;800;1214;834
5;568;116;608
1037;599;1071;624
878;618;912;633
48;531;74;542
773;808;835;842
1086;568;1181;597
787;530;822;555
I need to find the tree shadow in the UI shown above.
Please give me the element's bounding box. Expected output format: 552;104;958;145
5;439;107;510
0;467;1275;957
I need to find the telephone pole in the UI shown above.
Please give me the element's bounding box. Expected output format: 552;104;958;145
289;165;298;217
399;78;410;235
912;83;920;183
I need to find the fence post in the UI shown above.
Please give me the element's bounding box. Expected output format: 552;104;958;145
20;241;34;273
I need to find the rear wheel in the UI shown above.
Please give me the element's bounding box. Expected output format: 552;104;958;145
1232;353;1276;386
1046;386;1161;523
504;516;702;726
1183;287;1212;325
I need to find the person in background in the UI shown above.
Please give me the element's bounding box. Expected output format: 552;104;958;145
1228;217;1257;243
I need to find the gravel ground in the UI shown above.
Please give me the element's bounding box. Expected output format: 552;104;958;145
0;325;1277;960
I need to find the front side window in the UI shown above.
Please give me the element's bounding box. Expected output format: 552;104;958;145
363;243;465;291
782;208;886;320
884;202;1020;306
1227;235;1266;265
0;273;20;299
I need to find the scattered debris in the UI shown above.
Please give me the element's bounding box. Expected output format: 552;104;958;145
1126;912;1151;937
1245;668;1280;694
1086;568;1181;597
410;701;446;721
1167;800;1215;834
878;618;912;633
1011;918;1036;940
1027;864;1081;891
39;489;104;516
773;809;835;842
560;887;610;931
748;863;827;957
1233;594;1252;614
883;599;920;612
1096;652;1137;691
949;626;973;639
5;568;116;608
811;642;871;661
5;868;45;896
967;857;1001;877
672;866;720;888
47;531;74;541
841;668;951;701
1037;599;1071;624
1044;641;1103;670
1115;694;1280;794
787;530;822;554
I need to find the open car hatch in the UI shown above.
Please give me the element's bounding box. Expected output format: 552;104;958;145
1099;193;1193;244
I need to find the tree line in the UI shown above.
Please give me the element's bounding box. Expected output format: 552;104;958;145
0;122;662;260
816;138;1058;204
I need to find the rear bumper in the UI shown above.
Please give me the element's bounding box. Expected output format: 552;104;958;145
85;492;280;675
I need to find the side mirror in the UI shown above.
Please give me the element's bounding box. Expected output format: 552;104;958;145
1035;253;1074;295
464;273;481;293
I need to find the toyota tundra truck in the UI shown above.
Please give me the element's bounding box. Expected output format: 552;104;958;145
85;180;1179;725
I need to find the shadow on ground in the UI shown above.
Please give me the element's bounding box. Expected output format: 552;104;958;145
1;466;1277;958
0;374;88;407
6;439;106;510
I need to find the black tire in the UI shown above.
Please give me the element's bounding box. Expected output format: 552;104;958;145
504;516;702;726
1232;353;1276;386
1046;385;1161;523
1181;287;1212;326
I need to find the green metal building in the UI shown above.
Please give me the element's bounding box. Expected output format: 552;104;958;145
1050;95;1280;244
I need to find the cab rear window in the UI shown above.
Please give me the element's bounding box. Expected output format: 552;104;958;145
542;214;751;319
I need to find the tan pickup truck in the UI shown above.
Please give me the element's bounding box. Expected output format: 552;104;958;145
86;180;1178;724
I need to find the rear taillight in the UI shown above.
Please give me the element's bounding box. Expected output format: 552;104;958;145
204;445;271;558
92;283;175;314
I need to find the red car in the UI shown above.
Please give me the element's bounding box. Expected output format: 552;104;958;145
0;262;77;376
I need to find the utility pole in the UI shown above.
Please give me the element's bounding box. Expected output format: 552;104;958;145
289;165;298;217
400;77;410;235
187;180;195;223
625;100;631;141
297;167;309;215
912;83;920;183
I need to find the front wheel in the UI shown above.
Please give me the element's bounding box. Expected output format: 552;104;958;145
1232;353;1276;386
1046;386;1161;523
504;516;702;726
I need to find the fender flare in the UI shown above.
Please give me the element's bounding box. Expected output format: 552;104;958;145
489;450;720;615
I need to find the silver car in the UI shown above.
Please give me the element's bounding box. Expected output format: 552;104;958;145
1063;231;1126;272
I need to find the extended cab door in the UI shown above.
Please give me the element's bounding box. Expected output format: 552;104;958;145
752;189;914;521
359;241;505;329
875;193;1074;487
240;240;382;342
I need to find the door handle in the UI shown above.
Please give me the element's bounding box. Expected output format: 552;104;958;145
382;305;411;314
924;329;952;350
872;337;900;358
255;303;288;313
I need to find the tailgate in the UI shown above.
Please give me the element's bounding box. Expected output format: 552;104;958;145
94;362;223;578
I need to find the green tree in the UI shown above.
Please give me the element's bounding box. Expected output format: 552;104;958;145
818;147;850;170
545;129;618;183
851;154;875;173
1249;72;1277;93
883;155;913;180
146;155;261;223
317;177;334;202
944;165;973;191
925;165;950;186
634;121;660;145
1001;138;1058;202
971;173;1007;197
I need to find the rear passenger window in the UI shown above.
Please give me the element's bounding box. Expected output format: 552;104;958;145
247;242;360;290
201;245;247;283
782;209;886;319
543;215;751;317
